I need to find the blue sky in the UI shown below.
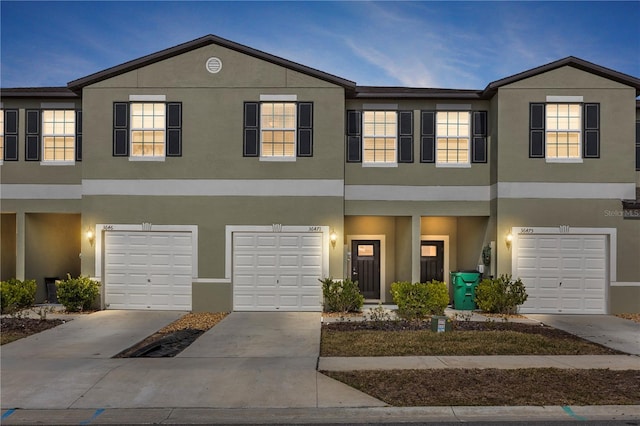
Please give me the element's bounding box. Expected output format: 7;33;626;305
1;1;638;90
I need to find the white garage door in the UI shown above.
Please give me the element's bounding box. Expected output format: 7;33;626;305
233;232;323;311
104;231;193;310
515;234;607;314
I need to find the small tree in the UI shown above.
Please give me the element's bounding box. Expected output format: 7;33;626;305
475;274;528;314
56;274;100;312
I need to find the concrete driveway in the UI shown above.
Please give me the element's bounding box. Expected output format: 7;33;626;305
525;314;640;355
0;311;383;410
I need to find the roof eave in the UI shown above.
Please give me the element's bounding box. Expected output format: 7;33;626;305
0;87;80;99
483;56;640;96
68;34;356;91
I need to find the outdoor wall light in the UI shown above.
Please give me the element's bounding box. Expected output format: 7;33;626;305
86;228;95;247
330;230;338;248
505;233;513;249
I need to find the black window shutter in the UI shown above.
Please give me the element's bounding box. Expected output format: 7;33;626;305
583;103;600;158
243;102;259;157
397;110;413;163
75;110;82;161
25;109;40;161
113;102;129;156
346;110;362;162
420;110;436;163
166;102;182;157
636;120;640;171
297;102;313;157
4;109;18;161
529;103;545;158
471;111;488;163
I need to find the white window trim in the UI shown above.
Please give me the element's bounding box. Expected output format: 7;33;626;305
545;102;582;163
259;101;297;161
435;111;471;166
362;110;398;166
129;102;166;160
41;109;76;163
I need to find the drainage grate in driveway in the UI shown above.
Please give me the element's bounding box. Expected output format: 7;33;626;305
114;329;204;358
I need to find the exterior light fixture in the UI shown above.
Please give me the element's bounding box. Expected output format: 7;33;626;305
330;230;338;248
505;233;513;249
86;228;95;247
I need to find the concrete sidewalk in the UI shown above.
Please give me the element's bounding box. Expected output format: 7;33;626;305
2;310;640;424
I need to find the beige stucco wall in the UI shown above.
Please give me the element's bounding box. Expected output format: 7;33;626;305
496;67;636;184
1;213;17;280
25;213;81;302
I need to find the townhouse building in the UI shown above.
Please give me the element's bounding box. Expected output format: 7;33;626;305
1;34;638;314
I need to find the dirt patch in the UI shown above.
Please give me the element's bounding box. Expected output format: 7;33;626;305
1;317;67;345
323;369;640;406
114;312;228;358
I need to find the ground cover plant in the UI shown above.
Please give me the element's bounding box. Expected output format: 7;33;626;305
320;320;621;357
322;369;640;406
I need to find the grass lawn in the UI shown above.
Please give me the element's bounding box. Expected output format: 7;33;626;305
320;321;621;356
320;319;636;406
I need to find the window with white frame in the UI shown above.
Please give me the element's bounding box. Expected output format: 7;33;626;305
42;110;75;162
131;103;165;157
436;111;469;164
261;102;296;157
546;103;581;159
363;110;397;164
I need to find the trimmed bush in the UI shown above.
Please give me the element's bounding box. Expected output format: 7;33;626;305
0;278;37;314
475;274;528;314
56;274;100;312
391;280;449;320
320;277;364;313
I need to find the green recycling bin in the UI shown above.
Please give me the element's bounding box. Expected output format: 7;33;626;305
450;271;481;310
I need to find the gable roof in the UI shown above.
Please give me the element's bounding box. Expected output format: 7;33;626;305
67;34;356;92
483;56;640;96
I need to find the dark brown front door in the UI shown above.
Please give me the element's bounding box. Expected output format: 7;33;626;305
420;240;444;282
351;240;380;299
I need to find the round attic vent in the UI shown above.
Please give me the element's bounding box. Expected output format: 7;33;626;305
205;57;223;74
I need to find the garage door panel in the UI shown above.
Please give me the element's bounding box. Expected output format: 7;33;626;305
516;234;606;314
233;232;323;311
105;231;193;311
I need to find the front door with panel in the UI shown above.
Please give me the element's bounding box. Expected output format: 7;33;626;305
420;240;444;283
351;240;381;299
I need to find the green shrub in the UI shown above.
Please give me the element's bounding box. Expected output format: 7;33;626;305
475;274;528;314
56;274;100;312
0;278;37;314
320;277;364;313
391;280;449;320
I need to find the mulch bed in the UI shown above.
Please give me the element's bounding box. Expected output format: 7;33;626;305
0;317;66;345
323;368;640;406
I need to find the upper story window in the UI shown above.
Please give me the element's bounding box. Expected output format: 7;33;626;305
529;99;599;161
42;110;75;162
243;100;313;160
345;109;414;164
261;102;296;158
363;111;397;164
436;111;470;165
113;100;182;159
130;103;165;157
546;104;581;159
